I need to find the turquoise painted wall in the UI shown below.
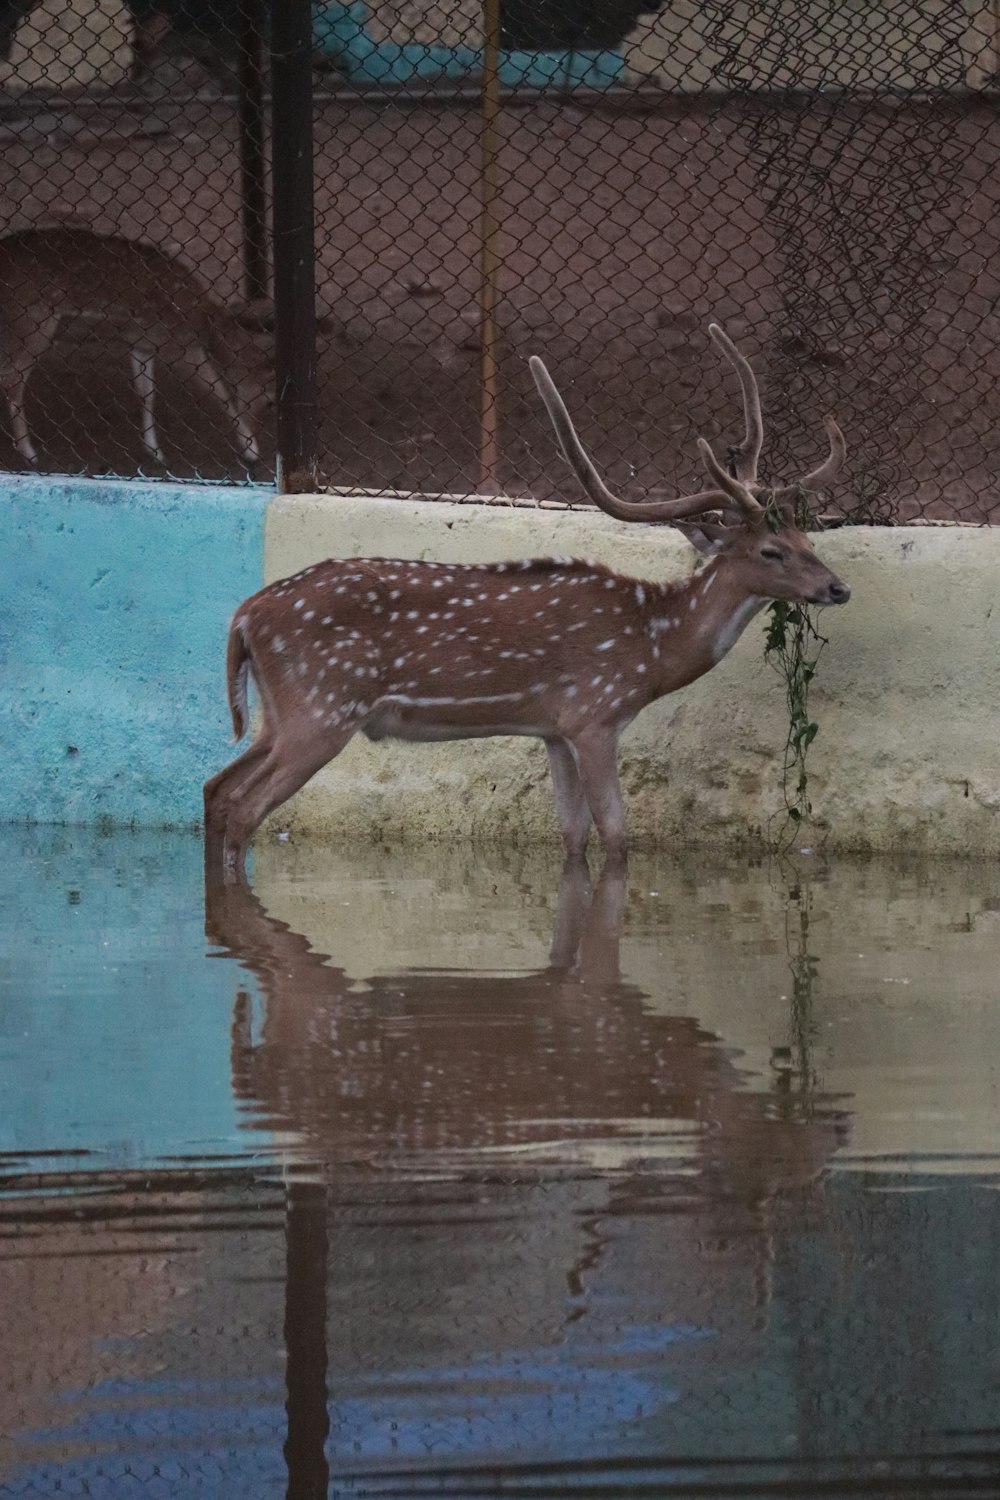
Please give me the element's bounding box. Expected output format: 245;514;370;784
0;475;270;829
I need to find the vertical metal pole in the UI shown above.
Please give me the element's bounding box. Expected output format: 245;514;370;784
237;0;269;307
271;0;318;493
478;0;502;494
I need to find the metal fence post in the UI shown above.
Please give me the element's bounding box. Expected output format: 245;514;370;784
237;0;269;308
271;0;318;493
478;0;503;494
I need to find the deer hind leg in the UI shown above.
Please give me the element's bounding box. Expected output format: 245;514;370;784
221;725;357;885
203;732;274;876
6;370;37;466
129;340;167;466
2;314;61;466
545;735;593;860
192;337;260;468
567;727;629;865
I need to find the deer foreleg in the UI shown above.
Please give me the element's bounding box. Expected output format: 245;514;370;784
577;863;628;981
567;727;628;864
547;857;593;969
4;315;59;465
129;341;167;466
544;735;593;859
7;373;37;466
191;341;260;468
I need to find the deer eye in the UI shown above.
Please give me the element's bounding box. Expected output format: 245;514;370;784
760;545;785;562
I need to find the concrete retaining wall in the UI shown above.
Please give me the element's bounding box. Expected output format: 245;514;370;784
0;475;269;828
3;477;1000;854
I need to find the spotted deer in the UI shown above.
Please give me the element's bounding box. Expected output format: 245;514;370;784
0;225;269;470
205;324;850;882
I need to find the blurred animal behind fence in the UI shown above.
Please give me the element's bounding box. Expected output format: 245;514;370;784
0;225;273;471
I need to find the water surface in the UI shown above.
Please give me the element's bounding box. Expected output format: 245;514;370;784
2;827;999;1497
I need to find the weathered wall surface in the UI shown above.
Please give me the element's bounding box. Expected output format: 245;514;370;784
0;475;269;828
264;496;1000;857
3;480;998;854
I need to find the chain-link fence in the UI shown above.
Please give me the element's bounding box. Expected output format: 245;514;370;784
0;1;997;519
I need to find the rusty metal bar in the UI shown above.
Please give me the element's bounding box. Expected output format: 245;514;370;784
477;0;503;494
271;0;318;493
237;0;269;307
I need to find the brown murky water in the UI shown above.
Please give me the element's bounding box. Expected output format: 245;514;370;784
2;827;999;1498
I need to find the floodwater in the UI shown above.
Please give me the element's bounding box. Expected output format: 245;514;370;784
2;828;1000;1499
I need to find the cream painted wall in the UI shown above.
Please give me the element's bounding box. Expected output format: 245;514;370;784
260;495;1000;857
623;1;997;91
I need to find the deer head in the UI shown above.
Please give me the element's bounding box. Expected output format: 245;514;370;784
528;322;849;608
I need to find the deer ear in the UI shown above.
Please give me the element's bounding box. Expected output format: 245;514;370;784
674;521;725;557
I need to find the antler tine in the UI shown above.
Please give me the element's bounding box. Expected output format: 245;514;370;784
772;414;847;502
696;437;765;519
708;322;763;483
529;356;732;523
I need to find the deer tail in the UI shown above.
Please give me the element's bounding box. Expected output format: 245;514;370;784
226;617;253;742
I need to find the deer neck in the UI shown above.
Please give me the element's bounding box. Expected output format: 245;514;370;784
646;560;768;693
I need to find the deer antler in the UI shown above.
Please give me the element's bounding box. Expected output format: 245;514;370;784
531;324;847;531
772;415;847;503
708;322;763;484
707;324;846;503
696;438;765;519
529;355;733;523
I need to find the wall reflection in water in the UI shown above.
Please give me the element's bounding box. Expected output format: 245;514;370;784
4;832;1000;1497
203;850;996;1494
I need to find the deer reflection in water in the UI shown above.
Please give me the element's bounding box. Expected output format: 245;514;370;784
206;861;848;1342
